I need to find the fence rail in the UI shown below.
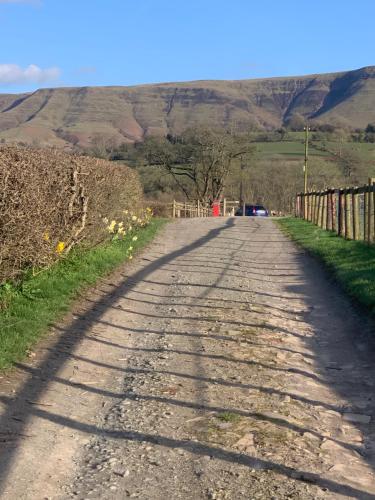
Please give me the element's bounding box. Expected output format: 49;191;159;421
171;199;240;218
172;201;210;218
296;178;375;243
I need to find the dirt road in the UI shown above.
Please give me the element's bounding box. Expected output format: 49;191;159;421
1;217;375;499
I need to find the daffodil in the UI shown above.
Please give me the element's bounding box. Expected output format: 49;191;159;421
132;236;138;242
132;215;137;221
56;241;65;254
43;231;50;242
108;220;116;233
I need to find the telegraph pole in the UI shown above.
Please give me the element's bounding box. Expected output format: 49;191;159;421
303;124;310;219
239;154;244;214
303;124;310;193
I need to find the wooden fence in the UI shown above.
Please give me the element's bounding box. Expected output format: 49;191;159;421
171;199;240;218
295;178;375;243
172;201;210;218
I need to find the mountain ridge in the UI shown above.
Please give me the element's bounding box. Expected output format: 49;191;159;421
0;66;374;148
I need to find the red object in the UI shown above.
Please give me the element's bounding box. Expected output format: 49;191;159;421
212;201;220;217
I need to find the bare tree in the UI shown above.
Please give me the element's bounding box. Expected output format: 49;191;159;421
138;127;255;205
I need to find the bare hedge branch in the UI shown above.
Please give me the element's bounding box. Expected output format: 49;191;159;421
0;146;142;283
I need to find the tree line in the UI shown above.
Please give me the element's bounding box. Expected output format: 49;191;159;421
83;124;375;214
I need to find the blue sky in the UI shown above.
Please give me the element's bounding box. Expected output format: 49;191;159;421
0;0;374;93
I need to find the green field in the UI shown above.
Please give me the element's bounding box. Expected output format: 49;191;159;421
255;141;329;158
254;136;375;161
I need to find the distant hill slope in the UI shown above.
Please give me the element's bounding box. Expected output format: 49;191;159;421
0;66;375;148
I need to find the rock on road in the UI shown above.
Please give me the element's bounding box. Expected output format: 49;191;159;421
1;217;375;499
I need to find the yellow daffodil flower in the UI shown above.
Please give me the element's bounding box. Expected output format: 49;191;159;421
56;241;65;254
108;220;116;233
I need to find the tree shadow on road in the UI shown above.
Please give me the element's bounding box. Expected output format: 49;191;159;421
1;217;375;499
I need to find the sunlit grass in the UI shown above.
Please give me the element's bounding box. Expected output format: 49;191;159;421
0;219;167;370
278;218;375;316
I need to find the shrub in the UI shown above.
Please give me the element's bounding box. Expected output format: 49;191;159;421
0;146;142;283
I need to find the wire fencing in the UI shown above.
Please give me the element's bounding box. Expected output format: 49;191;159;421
296;178;375;243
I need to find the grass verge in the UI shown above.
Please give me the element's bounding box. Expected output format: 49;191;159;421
277;218;375;316
0;218;167;370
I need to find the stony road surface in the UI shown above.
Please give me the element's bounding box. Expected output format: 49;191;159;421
1;217;375;499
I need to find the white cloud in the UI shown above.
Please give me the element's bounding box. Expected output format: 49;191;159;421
0;64;60;85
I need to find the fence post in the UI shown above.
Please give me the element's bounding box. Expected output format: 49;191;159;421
327;190;333;231
318;192;322;226
313;193;318;223
308;192;313;221
322;191;327;230
330;190;334;230
324;191;328;228
338;189;345;237
332;190;338;233
305;191;310;220
223;198;227;217
306;193;309;220
364;187;369;242
315;193;319;225
294;182;373;242
344;188;352;239
368;178;375;244
352;188;360;240
172;200;176;218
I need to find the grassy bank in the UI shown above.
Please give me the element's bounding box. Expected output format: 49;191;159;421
0;218;167;370
277;218;375;316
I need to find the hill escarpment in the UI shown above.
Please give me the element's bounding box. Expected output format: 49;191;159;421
0;66;374;147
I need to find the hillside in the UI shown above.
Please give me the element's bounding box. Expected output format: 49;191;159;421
0;66;375;148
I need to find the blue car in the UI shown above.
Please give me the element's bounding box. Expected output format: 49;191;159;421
235;204;269;216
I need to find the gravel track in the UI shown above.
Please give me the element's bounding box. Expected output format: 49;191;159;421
1;217;375;499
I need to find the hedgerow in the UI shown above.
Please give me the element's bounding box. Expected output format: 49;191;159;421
0;146;143;283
